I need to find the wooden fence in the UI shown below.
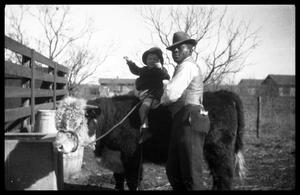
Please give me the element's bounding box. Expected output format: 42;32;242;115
5;36;69;133
240;94;295;137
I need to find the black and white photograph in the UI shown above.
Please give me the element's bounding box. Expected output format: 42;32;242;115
4;4;295;190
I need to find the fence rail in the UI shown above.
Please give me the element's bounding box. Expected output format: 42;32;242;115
5;35;69;132
5;87;68;98
5;61;68;83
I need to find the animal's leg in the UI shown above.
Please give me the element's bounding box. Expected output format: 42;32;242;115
121;150;143;190
123;161;144;190
211;169;233;190
113;172;125;191
205;145;234;190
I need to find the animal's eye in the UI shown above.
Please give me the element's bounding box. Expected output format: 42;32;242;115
85;108;101;119
66;133;72;138
57;131;65;137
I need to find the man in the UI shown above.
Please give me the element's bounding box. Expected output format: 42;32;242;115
160;31;210;190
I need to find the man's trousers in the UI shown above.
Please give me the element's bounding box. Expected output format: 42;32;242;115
166;104;210;190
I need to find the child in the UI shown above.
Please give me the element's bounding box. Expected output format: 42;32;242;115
124;47;170;143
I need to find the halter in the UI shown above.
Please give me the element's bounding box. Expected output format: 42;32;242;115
56;90;155;191
55;99;142;153
57;129;79;153
56;90;153;152
84;89;154;147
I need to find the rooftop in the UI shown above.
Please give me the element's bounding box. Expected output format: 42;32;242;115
238;79;263;86
99;78;135;85
265;74;295;86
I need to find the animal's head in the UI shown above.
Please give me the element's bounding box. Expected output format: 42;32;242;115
54;96;101;154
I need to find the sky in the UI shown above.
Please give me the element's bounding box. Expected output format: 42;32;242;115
225;5;295;83
5;5;295;85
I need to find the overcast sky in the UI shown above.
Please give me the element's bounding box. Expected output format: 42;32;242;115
5;5;295;84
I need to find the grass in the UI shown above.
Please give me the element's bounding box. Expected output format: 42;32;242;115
234;127;295;190
64;126;295;190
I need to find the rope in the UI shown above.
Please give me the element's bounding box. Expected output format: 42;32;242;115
137;98;154;190
86;100;143;146
85;89;154;147
76;89;154;190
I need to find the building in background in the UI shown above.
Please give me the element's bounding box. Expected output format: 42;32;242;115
75;84;100;99
75;78;136;99
204;84;240;93
98;78;135;96
75;74;295;99
238;79;263;96
260;74;295;97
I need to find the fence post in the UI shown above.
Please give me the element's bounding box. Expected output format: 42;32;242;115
256;95;261;138
30;49;35;131
54;62;57;110
65;73;69;97
21;55;31;132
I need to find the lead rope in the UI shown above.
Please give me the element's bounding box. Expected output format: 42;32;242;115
82;89;154;191
85;100;142;147
85;89;154;147
137;98;154;190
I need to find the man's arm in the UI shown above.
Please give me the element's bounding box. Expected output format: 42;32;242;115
160;62;197;105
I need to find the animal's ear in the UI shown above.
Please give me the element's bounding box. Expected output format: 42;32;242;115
85;105;101;119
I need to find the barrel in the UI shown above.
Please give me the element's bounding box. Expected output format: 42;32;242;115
63;146;84;180
35;110;57;134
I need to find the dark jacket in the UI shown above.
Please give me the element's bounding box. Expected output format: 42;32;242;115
127;61;170;99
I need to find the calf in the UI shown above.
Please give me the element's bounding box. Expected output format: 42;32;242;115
54;90;246;190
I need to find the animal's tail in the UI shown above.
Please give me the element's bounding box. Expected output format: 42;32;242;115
235;150;247;180
229;91;247;180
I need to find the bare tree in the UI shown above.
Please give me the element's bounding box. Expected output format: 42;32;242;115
65;35;114;96
5;5;113;95
139;6;260;85
5;5;30;64
29;6;92;61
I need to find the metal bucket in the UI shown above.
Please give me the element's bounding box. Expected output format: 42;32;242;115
35;110;57;134
63;146;84;180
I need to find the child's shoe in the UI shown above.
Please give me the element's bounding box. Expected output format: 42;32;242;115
138;127;152;144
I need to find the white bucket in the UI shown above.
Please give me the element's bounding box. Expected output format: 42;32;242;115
63;146;84;180
35;110;57;133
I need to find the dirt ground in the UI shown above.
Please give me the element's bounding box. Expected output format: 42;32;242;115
63;132;295;191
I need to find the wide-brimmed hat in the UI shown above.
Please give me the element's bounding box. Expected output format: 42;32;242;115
142;47;164;65
166;31;197;51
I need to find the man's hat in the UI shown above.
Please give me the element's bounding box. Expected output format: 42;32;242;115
142;47;164;65
166;31;197;51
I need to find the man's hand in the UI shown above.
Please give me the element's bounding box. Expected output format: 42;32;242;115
162;79;169;88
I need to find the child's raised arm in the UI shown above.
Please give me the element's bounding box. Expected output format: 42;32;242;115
124;56;141;76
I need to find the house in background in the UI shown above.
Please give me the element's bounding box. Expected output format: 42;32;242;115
75;84;100;99
75;74;295;99
260;74;295;97
98;78;135;95
74;78;136;99
204;84;240;93
238;79;263;96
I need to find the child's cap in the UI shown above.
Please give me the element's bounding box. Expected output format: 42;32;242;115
142;47;164;65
